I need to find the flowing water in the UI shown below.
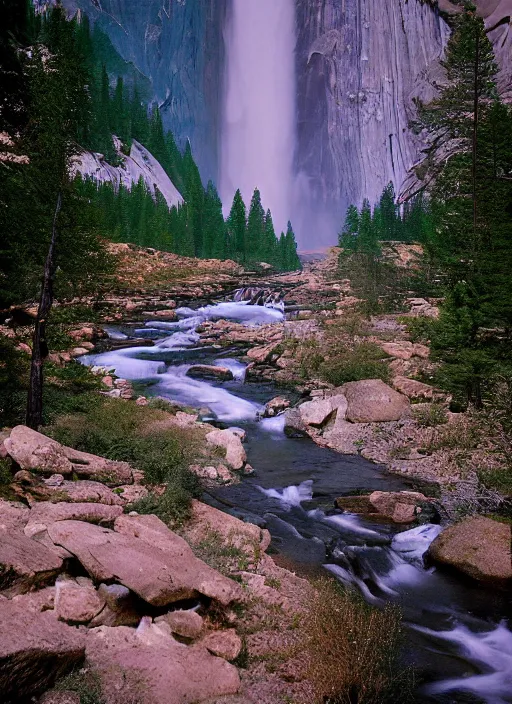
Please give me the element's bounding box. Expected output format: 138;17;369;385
81;301;512;704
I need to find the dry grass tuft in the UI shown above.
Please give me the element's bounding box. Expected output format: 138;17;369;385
305;579;415;704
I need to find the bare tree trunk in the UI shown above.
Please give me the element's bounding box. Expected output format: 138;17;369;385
26;192;62;430
472;28;480;237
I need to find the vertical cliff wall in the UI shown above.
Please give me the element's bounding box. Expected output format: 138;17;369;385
63;0;227;183
294;0;450;240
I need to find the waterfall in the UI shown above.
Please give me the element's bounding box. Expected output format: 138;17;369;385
220;0;296;239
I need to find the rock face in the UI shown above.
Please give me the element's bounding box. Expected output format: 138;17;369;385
63;0;227;184
427;516;512;583
0;599;85;701
5;426;132;486
294;0;450;242
47;517;242;607
342;379;410;422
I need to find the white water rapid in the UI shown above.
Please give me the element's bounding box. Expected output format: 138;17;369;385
220;0;296;236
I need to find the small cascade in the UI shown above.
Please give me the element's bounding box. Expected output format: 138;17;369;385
233;287;285;311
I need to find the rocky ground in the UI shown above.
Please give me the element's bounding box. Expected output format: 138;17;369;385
1;242;511;703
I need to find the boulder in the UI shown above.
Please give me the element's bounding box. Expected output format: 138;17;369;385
86;624;240;704
0;599;85;701
183;500;271;558
368;491;428;524
206;429;246;470
0;528;62;596
336;491;428;524
90;583;141;628
246;343;277;364
299;394;347;428
392;376;436;400
201;629;242;661
263;396;290;417
155;610;203;639
342;379;410;423
427;517;512;584
380;341;414;360
55;578;104;625
0;500;30;530
186;365;234;381
5;426;132;486
12;586;56;613
47;517;242;608
26;502;123;532
283;408;308;438
51;480;125;506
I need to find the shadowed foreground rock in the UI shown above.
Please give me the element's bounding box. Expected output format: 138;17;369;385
428;516;512;584
0;600;85;702
0;528;63;596
86;622;240;704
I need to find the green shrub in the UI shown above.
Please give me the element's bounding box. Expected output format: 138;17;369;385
321;342;390;386
48;398;203;522
129;471;201;526
399;316;436;344
50;304;99;324
54;668;104;704
412;403;448;428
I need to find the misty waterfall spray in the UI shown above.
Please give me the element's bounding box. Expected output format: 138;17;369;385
220;0;296;237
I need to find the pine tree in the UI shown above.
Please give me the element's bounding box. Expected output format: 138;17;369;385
246;188;265;261
182;141;204;256
203;181;226;259
130;86;150;146
227;189;247;262
378;182;399;240
339;205;360;249
111;76;131;149
262;209;277;264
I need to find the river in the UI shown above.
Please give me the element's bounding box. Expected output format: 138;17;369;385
81;300;512;704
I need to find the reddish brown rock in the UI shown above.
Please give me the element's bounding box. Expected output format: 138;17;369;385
428;517;512;583
0;528;62;596
342;379;410;423
0;599;85;701
201;629;242;661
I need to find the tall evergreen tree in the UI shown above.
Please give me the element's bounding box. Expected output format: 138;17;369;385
203;181;227;259
227;189;247;261
246;188;265;261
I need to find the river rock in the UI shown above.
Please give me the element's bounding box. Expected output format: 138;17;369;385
186;365;234;381
342;379;410;423
0;528;63;596
264;396;290;417
85;624;240;704
299;394;347;428
0;599;85;701
427;516;512;584
48;518;241;607
155;610;204;639
201;629;242;661
205;429;246;470
55;578;104;625
246;343;277;363
283;407;308;438
336;491;428;524
4;426;133;486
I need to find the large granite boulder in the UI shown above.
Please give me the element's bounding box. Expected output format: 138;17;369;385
0;599;85;701
86;623;240;704
0;500;30;530
55;577;105;625
48;517;242;607
205;429;246;470
5;426;132;486
26;502;123;531
283;407;308;438
427;516;512;584
0;528;62;596
342;379;410;423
